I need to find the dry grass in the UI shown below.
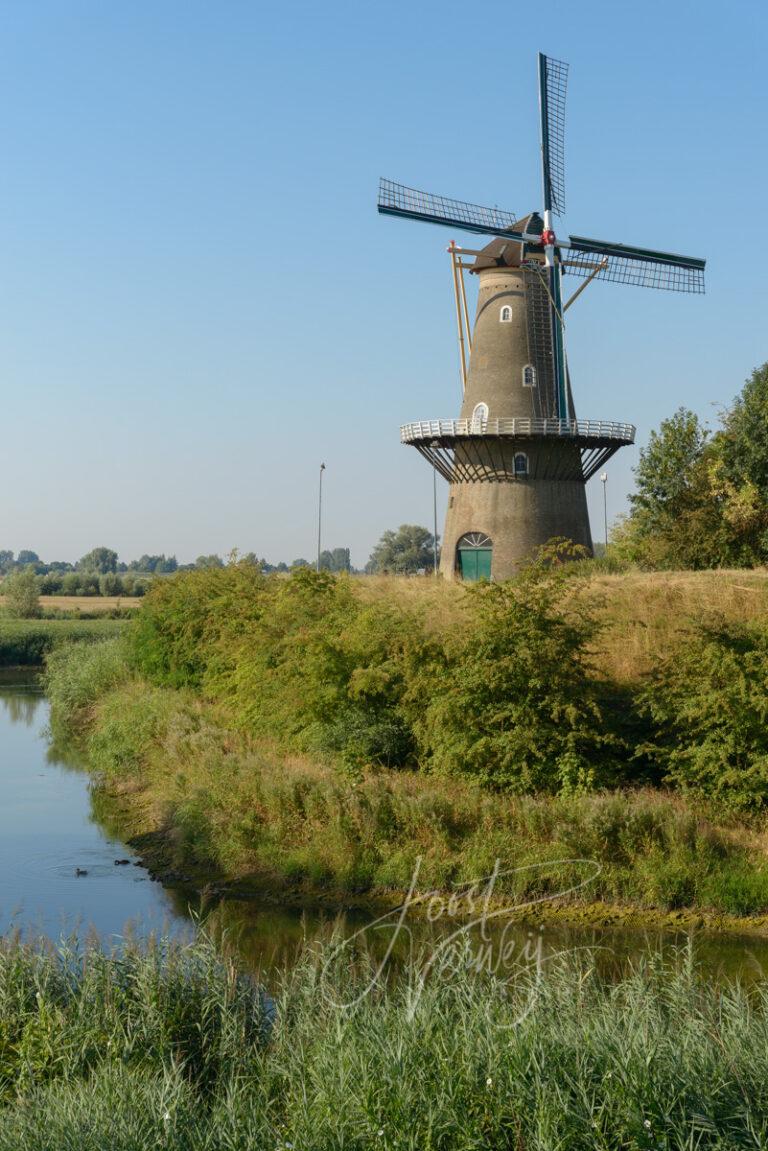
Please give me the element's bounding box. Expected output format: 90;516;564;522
0;595;141;613
356;569;768;682
579;569;768;681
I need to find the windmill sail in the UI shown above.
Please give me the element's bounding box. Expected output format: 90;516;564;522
564;236;706;293
377;179;528;240
538;54;568;216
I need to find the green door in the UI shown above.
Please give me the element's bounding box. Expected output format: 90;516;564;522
458;547;492;581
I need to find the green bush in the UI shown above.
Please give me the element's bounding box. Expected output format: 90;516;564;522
412;570;614;791
641;618;768;809
2;568;40;618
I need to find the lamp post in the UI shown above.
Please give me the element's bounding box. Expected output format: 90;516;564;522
600;472;608;551
432;469;439;575
316;463;326;572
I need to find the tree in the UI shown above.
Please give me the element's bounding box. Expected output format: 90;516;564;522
629;408;708;528
367;525;438;575
77;547;118;574
319;547;351;573
195;555;224;570
0;551;14;572
3;569;40;618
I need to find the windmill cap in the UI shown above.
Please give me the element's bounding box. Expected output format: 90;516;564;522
470;213;544;272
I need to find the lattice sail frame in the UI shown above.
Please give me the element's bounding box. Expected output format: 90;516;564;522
540;54;568;216
564;238;705;293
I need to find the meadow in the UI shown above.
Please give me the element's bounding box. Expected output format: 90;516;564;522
0;931;767;1150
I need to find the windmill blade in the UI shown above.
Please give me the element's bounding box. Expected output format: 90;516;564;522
378;179;529;241
564;235;706;293
538;53;568;216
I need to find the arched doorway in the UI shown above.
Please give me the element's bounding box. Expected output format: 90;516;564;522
457;532;493;581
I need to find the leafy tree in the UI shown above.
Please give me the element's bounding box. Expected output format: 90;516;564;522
61;572;81;596
0;551;14;571
16;550;40;567
77;547;118;574
195;555;224;570
3;568;40;618
291;558;311;569
367;525;438;574
319;547;351;573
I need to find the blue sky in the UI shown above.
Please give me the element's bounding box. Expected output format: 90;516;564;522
0;0;765;566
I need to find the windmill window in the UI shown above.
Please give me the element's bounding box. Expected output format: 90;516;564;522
499;305;513;322
514;453;529;477
470;402;489;431
523;364;537;387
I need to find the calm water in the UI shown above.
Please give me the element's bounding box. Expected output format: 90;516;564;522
2;673;768;983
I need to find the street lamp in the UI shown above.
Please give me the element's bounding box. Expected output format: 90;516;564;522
316;463;326;572
432;470;439;575
600;472;608;551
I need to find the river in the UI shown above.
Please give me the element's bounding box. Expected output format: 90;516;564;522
2;671;768;983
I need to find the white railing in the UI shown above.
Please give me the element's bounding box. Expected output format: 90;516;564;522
400;418;636;443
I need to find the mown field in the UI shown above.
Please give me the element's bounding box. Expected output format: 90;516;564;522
0;595;140;613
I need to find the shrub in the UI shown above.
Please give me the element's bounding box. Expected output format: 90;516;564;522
641;618;768;809
412;569;614;791
3;569;40;618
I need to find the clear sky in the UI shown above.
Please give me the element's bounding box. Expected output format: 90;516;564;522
0;0;765;567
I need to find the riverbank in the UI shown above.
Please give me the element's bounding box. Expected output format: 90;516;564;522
48;656;768;928
0;617;128;666
1;930;767;1149
43;563;768;929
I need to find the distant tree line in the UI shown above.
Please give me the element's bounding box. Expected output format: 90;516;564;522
0;544;363;595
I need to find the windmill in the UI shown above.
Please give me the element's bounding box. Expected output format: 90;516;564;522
378;53;705;580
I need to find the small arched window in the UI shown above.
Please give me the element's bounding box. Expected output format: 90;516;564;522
471;402;489;431
522;364;537;388
514;452;529;478
499;305;512;322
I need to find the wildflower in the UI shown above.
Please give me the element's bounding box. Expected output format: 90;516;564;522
644;1119;652;1130
378;1130;384;1137
486;1076;493;1088
163;1112;171;1122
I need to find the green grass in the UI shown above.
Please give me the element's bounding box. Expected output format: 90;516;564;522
0;618;128;666
0;932;767;1148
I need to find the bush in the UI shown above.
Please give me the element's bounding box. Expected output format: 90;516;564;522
3;569;40;618
412;569;614;791
641;618;768;809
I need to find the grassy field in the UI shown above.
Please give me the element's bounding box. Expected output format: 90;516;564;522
359;568;768;682
0;932;766;1149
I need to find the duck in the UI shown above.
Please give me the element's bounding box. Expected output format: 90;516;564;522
74;867;88;877
114;859;131;866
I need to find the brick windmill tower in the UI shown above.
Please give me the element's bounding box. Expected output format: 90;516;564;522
378;54;705;580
